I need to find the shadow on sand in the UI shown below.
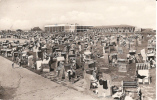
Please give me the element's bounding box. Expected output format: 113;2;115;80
0;86;17;99
13;66;23;69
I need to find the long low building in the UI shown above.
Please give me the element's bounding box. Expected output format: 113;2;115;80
91;25;135;33
45;24;92;33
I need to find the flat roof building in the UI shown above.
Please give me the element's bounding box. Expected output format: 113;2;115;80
91;25;135;33
45;24;92;33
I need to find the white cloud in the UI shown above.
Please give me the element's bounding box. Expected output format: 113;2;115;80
56;11;105;25
0;0;156;30
0;18;31;30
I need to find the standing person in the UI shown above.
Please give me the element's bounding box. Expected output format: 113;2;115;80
12;62;14;68
137;87;143;100
19;58;21;67
67;70;72;81
150;58;153;68
142;35;144;40
19;61;21;67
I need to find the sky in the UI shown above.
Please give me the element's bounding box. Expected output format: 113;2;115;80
0;0;156;30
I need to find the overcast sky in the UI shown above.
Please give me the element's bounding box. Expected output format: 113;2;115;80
0;0;156;30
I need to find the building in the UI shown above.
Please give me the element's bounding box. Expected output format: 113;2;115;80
153;30;156;32
45;24;92;33
141;28;153;32
134;27;142;32
91;25;135;33
16;29;23;32
31;27;42;32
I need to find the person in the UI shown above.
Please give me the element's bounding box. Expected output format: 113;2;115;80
19;61;22;67
150;58;153;68
67;70;72;81
137;87;142;100
12;62;14;68
142;35;144;40
152;59;156;68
